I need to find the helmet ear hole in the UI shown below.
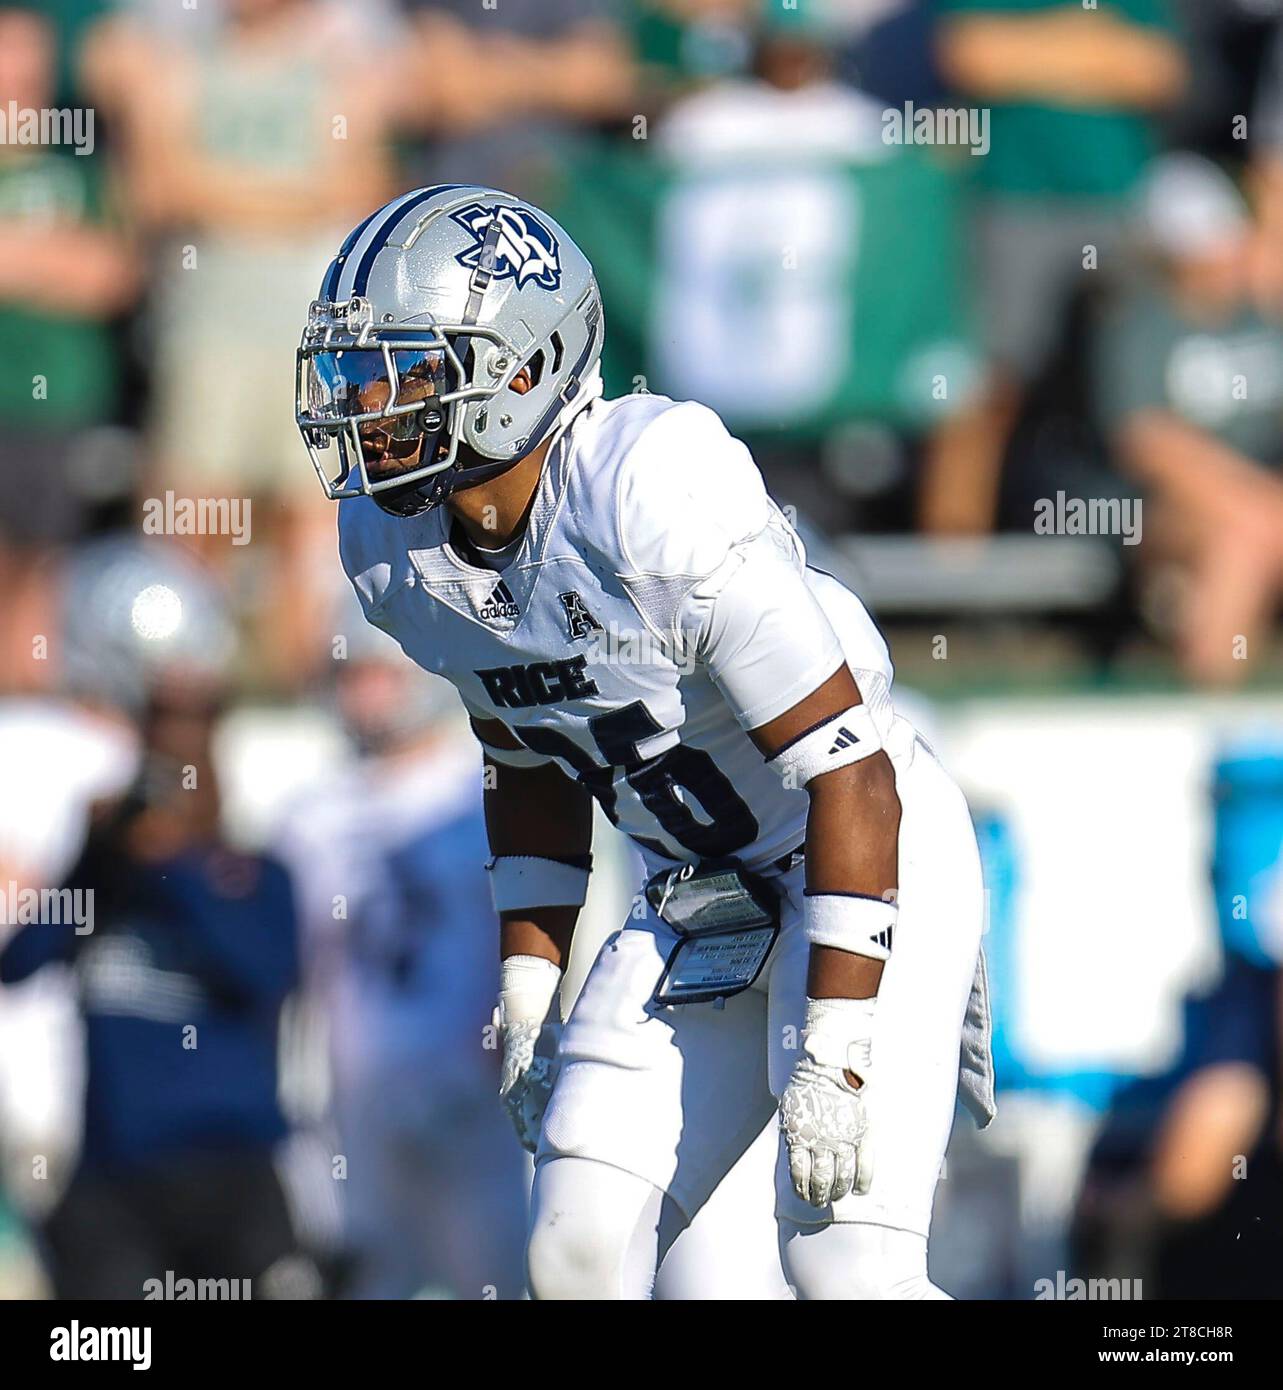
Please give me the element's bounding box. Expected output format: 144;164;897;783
523;350;546;390
549;332;565;376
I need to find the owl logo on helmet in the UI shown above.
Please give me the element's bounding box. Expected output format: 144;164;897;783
451;203;562;290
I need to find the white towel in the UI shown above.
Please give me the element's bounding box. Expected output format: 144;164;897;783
958;947;998;1129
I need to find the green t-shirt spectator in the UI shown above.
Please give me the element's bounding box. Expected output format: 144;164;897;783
629;2;752;85
41;0;113;108
0;150;118;430
1096;287;1283;466
936;0;1177;200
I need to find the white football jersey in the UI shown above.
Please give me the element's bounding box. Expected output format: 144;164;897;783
339;389;908;874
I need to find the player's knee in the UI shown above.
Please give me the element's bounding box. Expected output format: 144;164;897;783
526;1158;661;1300
842;1265;949;1301
526;1204;629;1300
780;1221;950;1301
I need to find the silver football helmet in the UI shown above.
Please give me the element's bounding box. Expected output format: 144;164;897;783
296;185;604;517
61;536;236;715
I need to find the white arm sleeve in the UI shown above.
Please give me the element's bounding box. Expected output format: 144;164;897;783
610;400;847;733
689;526;846;730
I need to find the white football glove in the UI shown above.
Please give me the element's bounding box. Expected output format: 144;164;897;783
496;954;563;1153
779;995;876;1208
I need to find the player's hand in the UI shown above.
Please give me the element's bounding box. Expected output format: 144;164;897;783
496;954;563;1153
498;1017;562;1153
779;996;875;1207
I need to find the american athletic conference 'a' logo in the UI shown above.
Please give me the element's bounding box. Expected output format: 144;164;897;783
451;203;562;290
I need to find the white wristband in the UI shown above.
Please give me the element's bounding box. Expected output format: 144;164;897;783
487;855;590;912
804;892;897;961
767;704;881;790
498;953;562;1027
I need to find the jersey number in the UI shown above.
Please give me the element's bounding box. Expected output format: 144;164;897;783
514;702;758;860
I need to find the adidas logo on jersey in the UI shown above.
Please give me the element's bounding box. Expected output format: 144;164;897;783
827;726;860;756
559;590;603;641
480;580;520;622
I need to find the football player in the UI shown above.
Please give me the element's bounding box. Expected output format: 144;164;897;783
297;185;995;1299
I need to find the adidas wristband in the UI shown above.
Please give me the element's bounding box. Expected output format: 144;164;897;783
767;704;881;790
804;892;897;961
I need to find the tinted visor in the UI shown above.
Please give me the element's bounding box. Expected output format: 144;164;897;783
303;347;454;442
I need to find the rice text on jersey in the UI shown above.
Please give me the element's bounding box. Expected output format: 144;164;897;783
476;656;599;709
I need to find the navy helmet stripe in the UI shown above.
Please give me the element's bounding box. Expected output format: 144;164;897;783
321;205;385;301
350;184;469;298
334;187;428;300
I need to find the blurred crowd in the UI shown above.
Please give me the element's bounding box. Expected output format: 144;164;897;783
1;0;1282;694
0;534;531;1298
0;0;1282;1300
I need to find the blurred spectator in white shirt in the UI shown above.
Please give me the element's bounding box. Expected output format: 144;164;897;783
82;0;398;691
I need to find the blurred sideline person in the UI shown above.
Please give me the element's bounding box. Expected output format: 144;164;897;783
648;3;894;531
396;0;637;202
81;0;396;690
654;4;886;166
0;538;311;1299
1249;19;1283;315
1095;154;1283;686
0;625;140;1289
275;606;527;1299
925;0;1186;535
1074;739;1283;1298
298;186;994;1299
0;541;213;1229
0;5;138;692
